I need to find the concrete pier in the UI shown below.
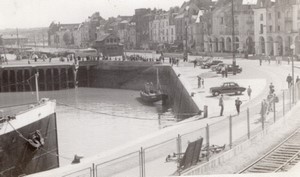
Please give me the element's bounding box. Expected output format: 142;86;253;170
0;64;77;92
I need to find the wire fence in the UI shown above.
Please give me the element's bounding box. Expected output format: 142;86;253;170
61;82;300;177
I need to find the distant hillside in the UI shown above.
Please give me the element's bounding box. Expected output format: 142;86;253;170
0;27;49;44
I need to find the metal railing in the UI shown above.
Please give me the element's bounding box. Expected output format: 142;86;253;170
62;82;300;177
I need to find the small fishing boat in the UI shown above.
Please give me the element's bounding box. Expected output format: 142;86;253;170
140;68;162;103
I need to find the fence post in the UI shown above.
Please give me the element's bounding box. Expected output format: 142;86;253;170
289;87;292;110
206;124;210;161
229;115;232;149
273;100;276;123
261;101;264;130
247;108;250;139
139;147;145;177
92;163;95;177
283;90;285;116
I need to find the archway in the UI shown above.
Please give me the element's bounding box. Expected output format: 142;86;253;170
259;37;265;55
215;38;219;52
235;37;240;53
285;36;293;55
219;37;225;53
246;37;254;54
276;36;283;56
267;36;274;56
226;37;232;52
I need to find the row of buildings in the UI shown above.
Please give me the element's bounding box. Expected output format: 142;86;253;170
47;0;300;57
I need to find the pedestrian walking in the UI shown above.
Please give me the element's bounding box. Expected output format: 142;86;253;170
247;86;252;99
269;83;275;94
260;99;267;121
219;95;224;116
235;97;242;115
296;76;300;84
259;57;262;66
225;65;228;78
202;78;204;88
197;76;201;88
286;74;293;88
268;55;271;64
193;60;197;68
287;56;290;65
221;66;225;78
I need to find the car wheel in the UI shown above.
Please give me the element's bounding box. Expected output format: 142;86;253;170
213;91;220;96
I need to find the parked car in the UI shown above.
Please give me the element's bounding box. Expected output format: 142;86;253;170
201;60;223;69
209;82;246;96
211;63;227;71
215;64;242;74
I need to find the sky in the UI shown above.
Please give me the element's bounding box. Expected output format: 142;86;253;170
0;0;187;29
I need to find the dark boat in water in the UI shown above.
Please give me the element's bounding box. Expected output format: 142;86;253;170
140;68;163;103
140;90;162;103
0;99;59;177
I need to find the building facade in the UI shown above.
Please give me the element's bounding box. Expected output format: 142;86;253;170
205;0;255;55
254;0;300;56
149;12;176;45
92;33;123;57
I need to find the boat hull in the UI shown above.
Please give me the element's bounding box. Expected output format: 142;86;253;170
0;108;59;176
140;91;162;103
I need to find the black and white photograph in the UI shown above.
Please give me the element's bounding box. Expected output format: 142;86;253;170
0;0;300;177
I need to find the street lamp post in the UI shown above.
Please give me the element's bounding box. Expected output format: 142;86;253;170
291;44;295;104
231;0;237;75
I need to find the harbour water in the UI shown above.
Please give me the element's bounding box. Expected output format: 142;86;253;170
0;88;171;165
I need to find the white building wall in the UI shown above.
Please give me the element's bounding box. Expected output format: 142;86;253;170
254;8;267;55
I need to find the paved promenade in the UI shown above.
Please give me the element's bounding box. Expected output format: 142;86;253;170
30;56;300;177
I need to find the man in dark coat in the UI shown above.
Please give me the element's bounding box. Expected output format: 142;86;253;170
235;97;242;115
286;74;293;88
219;95;224;116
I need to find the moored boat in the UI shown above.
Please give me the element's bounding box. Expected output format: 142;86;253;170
0;98;59;177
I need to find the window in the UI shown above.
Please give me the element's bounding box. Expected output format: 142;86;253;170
268;13;271;20
269;25;273;32
277;25;280;31
220;17;224;24
260;14;263;21
260;24;264;34
278;12;281;19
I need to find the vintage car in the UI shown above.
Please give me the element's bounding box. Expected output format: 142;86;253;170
215;64;242;74
201;60;223;69
209;82;246;96
211;63;227;71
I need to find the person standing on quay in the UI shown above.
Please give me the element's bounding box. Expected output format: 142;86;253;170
219;95;224;116
197;76;201;88
286;74;293;88
247;86;252;99
235;97;242;115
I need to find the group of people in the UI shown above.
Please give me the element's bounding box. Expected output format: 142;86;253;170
218;86;252;116
218;95;243;116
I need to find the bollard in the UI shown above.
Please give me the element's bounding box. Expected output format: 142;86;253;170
176;134;182;173
203;105;208;118
206;124;210;161
158;113;161;128
247;108;250;139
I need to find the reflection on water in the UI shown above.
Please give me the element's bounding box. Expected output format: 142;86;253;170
0;88;171;165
